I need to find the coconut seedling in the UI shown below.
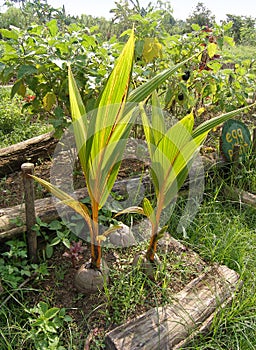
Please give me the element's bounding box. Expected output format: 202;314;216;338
117;93;256;277
30;32;204;293
31;31;136;293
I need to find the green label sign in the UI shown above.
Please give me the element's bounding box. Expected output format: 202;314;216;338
220;119;251;162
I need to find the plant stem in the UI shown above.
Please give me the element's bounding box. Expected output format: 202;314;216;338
146;202;162;263
90;203;102;269
145;222;159;263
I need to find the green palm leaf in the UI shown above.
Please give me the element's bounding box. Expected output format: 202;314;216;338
127;52;201;108
162;131;208;207
84;31;135;209
151;92;166;146
192;103;256;138
30;175;92;228
68;67;87;174
144;109;194;195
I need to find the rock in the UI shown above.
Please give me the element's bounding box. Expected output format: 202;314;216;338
130;218;152;242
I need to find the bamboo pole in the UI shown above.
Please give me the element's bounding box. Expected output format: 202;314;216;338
21;163;37;263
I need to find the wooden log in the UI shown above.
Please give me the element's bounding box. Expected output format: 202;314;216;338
0;131;57;176
105;264;241;350
0;176;151;240
224;186;256;208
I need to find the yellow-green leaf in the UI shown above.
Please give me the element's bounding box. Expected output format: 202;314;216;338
127;51;202;109
163;130;208;207
143;198;156;224
207;43;217;59
142;38;162;63
86;30;135;209
68;66;87;123
151;92;166;146
68;66;87;174
192;103;256;139
43;92;56;111
30;175;91;227
115;206;145;217
97;225;123;242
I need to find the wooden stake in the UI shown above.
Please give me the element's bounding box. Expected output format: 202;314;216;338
21;163;37;263
252;128;256;155
232;144;241;163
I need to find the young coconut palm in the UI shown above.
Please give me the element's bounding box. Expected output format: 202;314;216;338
31;31;136;293
117;93;256;276
30;32;203;293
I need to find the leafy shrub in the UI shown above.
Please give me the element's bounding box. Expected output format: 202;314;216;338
0;239;48;289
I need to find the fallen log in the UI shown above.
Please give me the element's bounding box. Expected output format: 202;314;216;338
0;176;151;240
224;186;256;208
0;131;57;176
105;264;241;350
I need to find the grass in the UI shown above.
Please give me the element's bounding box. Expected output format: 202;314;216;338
0;86;52;148
169;171;256;349
228;153;256;194
223;44;256;62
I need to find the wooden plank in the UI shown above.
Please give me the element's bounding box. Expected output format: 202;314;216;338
105;264;241;350
21;163;37;262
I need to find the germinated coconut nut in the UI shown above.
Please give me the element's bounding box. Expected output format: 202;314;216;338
74;259;109;294
132;251;161;280
109;223;136;247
